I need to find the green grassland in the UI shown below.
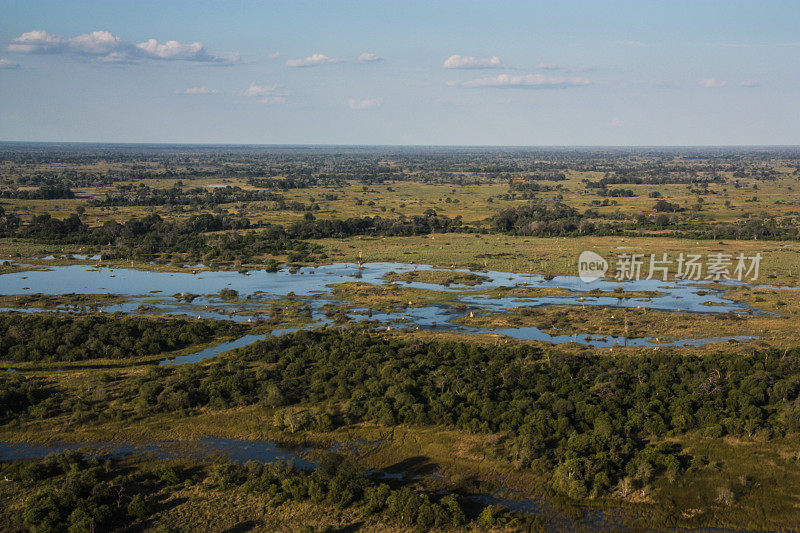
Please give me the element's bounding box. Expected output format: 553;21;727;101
320;233;800;286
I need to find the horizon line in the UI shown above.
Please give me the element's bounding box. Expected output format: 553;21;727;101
1;141;799;150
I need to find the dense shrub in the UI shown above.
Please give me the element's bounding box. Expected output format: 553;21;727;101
0;313;245;362
3;451;513;531
0;373;61;422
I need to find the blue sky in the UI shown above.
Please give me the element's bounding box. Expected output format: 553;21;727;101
0;0;798;145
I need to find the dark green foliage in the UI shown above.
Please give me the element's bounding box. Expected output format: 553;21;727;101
2;450;507;531
4;452;166;532
0;313;245;362
654;199;683;212
127;494;151;519
0;373;61;422
89;184;284;207
0;205;21;235
210;330;800;497
491;200;800;240
492;202;585;235
600;187;635;198
15;453;118;531
236;452;480;528
281;210;465;239
16;212;324;263
218;288;239;301
12;209;468;262
10;326;800;498
0;183;75;199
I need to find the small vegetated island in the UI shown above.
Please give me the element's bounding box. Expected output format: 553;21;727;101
2;145;800;531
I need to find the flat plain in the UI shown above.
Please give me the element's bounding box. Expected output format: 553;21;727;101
2;145;800;532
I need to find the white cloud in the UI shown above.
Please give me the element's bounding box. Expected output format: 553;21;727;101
8;30;64;53
7;29;236;64
243;82;278;97
285;53;342;67
268;52;281;59
0;58;19;69
136;39;204;60
177;86;220;95
237;82;286;104
699;78;726;88
458;73;590;89
358;52;382;62
740;80;760;88
443;54;505;69
70;31;124;56
240;83;285;104
348;98;382;109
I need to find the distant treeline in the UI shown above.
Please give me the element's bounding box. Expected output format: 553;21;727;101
0;183;75;200
492;202;597;236
247;176;347;189
89;184;327;212
3;212;324;263
281;211;466;239
7;145;795;189
584;174;725;187
492;201;800;240
89;184;284;206
507;182;555;193
3;197;798;250
0;209;467;261
11;172;117;188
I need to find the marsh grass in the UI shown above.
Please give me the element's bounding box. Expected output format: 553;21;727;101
329;281;457;310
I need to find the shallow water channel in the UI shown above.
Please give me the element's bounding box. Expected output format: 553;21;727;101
0;262;758;364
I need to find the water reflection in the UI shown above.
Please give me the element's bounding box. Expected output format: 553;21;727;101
0;262;759;355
